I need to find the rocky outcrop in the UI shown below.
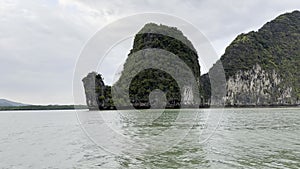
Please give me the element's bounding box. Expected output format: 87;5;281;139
112;23;201;109
82;72;115;110
202;10;300;107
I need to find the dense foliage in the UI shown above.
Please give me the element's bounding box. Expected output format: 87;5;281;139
130;23;200;83
129;68;181;108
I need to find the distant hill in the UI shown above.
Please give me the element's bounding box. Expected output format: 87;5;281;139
0;99;29;107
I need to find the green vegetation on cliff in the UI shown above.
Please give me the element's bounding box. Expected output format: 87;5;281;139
202;10;300;105
128;23;200;83
114;23;201;108
221;10;300;78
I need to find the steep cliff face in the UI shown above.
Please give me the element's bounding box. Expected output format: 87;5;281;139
225;64;295;106
202;10;300;106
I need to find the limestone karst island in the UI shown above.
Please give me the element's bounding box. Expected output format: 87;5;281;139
83;11;300;110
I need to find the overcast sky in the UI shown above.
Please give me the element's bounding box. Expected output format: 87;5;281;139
0;0;299;105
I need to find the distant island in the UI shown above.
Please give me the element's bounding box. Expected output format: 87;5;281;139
0;99;87;111
0;105;88;111
0;99;29;107
83;10;300;110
